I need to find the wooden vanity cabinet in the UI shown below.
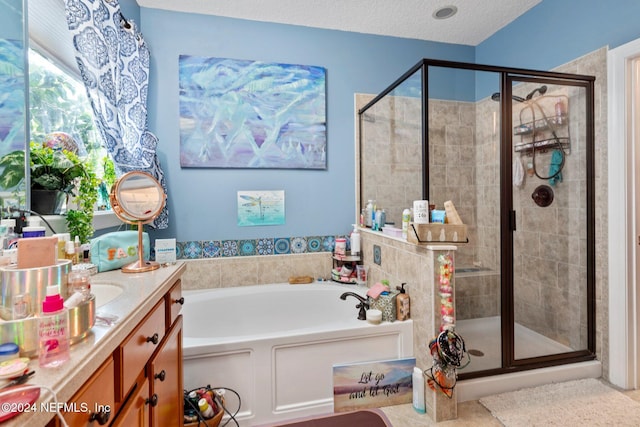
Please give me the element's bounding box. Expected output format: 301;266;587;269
47;278;184;427
59;356;115;426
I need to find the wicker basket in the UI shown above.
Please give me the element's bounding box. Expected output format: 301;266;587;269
184;408;223;427
407;223;468;244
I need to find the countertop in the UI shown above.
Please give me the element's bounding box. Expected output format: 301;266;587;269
1;261;186;427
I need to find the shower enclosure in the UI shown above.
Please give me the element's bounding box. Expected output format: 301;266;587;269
358;59;595;379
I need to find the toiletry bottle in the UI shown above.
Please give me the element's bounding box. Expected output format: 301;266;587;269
555;98;566;124
365;200;374;228
351;224;361;256
38;285;70;368
68;270;91;300
396;283;410;320
1;219;18;249
74;236;83;263
412;366;426;414
65;240;77;265
198;398;215;419
402;208;411;239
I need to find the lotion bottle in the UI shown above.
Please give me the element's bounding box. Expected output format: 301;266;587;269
350;224;361;256
396;283;410;320
38;285;70;368
402;208;411;239
413;366;426;414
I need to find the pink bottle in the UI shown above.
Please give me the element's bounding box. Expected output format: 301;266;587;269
38;285;70;368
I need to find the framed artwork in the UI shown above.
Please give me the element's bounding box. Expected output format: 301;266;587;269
237;190;285;226
179;56;326;169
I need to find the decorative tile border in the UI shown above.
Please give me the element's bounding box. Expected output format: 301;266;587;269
175;235;345;260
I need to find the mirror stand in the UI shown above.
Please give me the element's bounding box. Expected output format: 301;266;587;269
122;220;160;273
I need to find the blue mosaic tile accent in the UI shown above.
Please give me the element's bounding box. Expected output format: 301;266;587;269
290;236;308;254
221;240;239;257
202;241;222;258
322;236;336;252
274;238;290;254
256;238;274;255
180;241;203;259
307;236;322;252
238;239;257;256
174;235;348;259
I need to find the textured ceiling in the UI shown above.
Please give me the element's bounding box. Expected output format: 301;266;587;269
136;0;541;46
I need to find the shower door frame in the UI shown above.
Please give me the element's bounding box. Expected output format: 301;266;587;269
497;73;596;376
418;59;597;380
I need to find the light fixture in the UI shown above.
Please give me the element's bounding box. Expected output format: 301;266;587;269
433;5;458;20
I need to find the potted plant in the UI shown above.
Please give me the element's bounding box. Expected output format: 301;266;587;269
0;141;99;243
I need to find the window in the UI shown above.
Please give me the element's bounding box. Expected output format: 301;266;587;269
28;48;114;210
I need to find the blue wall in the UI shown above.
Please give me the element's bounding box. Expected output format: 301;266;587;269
477;0;640;70
140;8;473;243
138;0;640;246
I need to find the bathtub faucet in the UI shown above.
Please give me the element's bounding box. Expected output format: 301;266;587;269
340;292;369;320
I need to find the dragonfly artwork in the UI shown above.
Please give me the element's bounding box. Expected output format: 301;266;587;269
237;190;285;226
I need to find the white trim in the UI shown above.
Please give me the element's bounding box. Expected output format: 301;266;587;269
608;37;640;389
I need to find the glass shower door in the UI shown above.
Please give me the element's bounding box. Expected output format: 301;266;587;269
508;77;592;362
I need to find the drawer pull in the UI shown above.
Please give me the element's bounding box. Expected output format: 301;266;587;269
89;408;111;425
146;394;159;407
174;297;185;305
154;370;166;382
146;333;159;345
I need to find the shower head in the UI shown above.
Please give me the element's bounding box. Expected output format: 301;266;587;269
490;92;525;103
525;85;547;100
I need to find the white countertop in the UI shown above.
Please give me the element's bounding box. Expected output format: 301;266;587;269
1;261;186;427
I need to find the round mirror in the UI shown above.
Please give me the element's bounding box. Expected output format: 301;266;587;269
110;171;166;273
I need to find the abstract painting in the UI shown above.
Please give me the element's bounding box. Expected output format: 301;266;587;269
179;56;326;169
237;190;285;226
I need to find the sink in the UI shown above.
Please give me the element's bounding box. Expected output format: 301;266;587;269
90;282;124;307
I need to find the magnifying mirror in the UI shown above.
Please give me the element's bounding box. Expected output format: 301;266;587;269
109;171;166;273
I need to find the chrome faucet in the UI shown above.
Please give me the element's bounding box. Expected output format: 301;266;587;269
340;292;369;320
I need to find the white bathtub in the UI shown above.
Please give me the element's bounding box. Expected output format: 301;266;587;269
182;282;413;426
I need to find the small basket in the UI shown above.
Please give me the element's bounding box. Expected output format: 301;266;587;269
184;409;223;427
184;387;225;427
407;223;468;245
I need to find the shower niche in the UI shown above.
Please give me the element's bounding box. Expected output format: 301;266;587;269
358;59;595;379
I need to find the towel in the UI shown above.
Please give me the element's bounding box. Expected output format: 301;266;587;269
513;157;524;188
366;282;390;299
548;149;564;186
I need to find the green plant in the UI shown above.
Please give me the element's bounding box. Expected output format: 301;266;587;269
0;142;98;243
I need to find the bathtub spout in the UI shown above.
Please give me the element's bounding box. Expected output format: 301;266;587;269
340;292;369;320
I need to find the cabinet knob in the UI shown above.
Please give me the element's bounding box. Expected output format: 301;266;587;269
89;408;111;425
146;394;159;407
154;369;166;382
174;297;185;305
146;333;159;345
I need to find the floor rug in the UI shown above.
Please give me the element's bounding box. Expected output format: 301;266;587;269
479;378;640;426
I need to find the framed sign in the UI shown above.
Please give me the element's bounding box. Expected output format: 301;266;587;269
332;357;415;412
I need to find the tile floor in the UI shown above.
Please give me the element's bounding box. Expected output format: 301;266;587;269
380;387;640;426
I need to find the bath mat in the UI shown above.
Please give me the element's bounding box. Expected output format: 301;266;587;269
259;409;394;427
479;378;640;426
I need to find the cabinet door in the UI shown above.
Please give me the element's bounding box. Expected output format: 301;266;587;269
149;315;183;427
112;378;151;427
62;356;115;426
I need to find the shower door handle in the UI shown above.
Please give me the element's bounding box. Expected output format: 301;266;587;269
510;210;517;231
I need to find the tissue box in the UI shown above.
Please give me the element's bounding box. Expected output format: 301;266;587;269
368;291;398;322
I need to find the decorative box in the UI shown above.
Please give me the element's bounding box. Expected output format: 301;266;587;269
367;291;398;322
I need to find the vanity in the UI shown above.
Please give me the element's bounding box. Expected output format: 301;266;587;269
2;261;186;427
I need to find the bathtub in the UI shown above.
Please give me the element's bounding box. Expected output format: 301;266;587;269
182;282;413;426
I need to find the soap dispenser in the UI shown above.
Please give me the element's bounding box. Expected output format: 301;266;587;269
396;283;410;321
